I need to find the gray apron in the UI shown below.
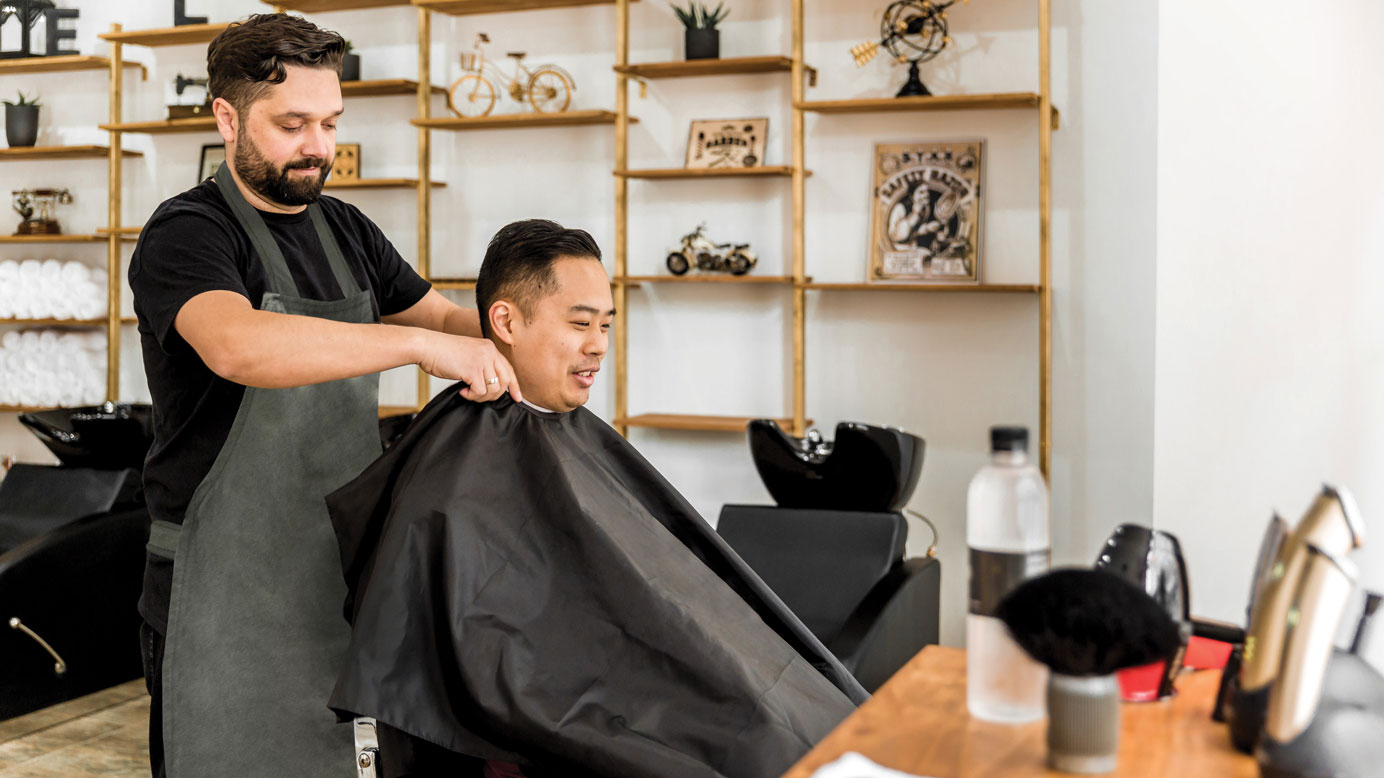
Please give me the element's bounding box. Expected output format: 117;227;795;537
156;162;382;777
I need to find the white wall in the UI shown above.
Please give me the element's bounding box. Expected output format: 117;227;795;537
1153;0;1384;667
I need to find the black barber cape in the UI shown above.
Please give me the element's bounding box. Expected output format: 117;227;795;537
326;387;866;778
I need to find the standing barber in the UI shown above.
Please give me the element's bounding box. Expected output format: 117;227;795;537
128;14;516;778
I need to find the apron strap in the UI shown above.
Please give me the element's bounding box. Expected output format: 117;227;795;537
213;162;361;298
308;203;363;297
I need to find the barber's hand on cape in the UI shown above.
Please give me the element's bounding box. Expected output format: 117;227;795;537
414;330;522;403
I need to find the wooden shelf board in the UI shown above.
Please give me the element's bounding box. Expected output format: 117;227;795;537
619;275;793;285
414;110;624;131
325;178;446;189
796;92;1059;124
0;55;145;77
615;165;800;179
0;234;106;243
100;23;231;47
615;56;793;80
431;278;477;290
615;413;800;433
342;78;447;97
272;0;411;12
101;116;216;134
0;318;107;327
800;282;1041;294
0;145;141;160
95;227;142;241
1;405;73;413
413;0;634;16
378;404;418;418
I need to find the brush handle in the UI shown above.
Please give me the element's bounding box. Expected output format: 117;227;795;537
1047;673;1119;774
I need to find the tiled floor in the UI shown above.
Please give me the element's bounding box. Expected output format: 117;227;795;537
0;681;151;778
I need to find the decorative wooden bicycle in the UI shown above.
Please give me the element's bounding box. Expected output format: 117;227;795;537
447;33;575;118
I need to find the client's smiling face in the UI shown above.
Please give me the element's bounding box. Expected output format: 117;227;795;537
499;257;614;413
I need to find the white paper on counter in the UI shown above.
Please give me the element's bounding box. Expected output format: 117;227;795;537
809;752;937;778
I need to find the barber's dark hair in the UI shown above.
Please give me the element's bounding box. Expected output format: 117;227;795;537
475;219;603;338
207;13;346;114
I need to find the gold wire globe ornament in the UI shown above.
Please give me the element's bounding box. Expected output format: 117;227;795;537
850;0;967;98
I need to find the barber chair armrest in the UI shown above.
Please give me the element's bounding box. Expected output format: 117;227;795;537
827;556;941;693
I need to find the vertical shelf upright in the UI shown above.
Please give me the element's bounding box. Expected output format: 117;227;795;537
105;24;125;403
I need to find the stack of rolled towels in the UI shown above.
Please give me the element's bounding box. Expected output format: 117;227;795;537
0;329;107;408
0;259;108;320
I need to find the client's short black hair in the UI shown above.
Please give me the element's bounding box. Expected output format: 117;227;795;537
475;219;602;338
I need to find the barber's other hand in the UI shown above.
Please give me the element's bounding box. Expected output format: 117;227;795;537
414;331;522;403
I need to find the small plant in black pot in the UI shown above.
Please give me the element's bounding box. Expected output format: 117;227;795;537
4;92;41;148
340;41;361;82
671;2;729;61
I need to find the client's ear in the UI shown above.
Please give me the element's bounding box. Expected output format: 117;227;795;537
488;300;520;346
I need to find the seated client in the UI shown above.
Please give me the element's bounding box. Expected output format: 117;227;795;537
326;219;866;778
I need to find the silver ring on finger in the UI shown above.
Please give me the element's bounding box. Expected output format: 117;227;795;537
486;376;499;386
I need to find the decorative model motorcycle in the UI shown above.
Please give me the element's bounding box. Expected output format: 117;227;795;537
666;223;757;276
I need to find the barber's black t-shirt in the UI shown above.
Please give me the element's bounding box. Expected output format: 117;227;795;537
129;179;431;632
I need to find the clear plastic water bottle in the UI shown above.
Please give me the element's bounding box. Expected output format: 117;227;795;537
966;425;1050;722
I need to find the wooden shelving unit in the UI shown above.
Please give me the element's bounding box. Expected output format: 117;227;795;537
0;55;144;78
619;275;794;286
614;166;800;179
273;0;411;12
430;278;477;291
342;78;445;97
414;0;632;16
799;282;1042;294
0;146;140;161
614;414;798;434
797;92;1061;128
99;23;229;48
414;110;623;131
0;234;106;244
609;1;1058;467
101;117;215;134
615;56;793;79
325;178;446;190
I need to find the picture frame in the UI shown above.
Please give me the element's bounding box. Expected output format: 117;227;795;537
685;118;768;170
332;143;361;181
198;144;225;185
867;140;984;283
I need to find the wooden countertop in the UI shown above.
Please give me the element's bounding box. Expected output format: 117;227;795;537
782;646;1257;778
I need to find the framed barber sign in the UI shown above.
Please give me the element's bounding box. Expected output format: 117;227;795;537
867;139;984;283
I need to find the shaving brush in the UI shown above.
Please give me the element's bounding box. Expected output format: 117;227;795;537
996;569;1182;774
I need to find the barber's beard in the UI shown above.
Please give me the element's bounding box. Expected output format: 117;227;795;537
233;129;331;207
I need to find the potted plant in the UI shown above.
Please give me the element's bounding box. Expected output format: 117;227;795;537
4;92;41;148
670;2;729;61
340;41;361;82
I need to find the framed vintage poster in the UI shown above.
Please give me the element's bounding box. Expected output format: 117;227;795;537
685;118;768;169
867;140;983;283
198;144;225;185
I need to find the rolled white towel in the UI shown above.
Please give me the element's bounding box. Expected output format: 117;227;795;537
60;261;90;285
0;259;18;281
19;330;40;350
1;331;19;350
39;258;62;283
18;259;40;281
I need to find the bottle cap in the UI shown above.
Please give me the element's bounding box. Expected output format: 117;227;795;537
990;426;1029;453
